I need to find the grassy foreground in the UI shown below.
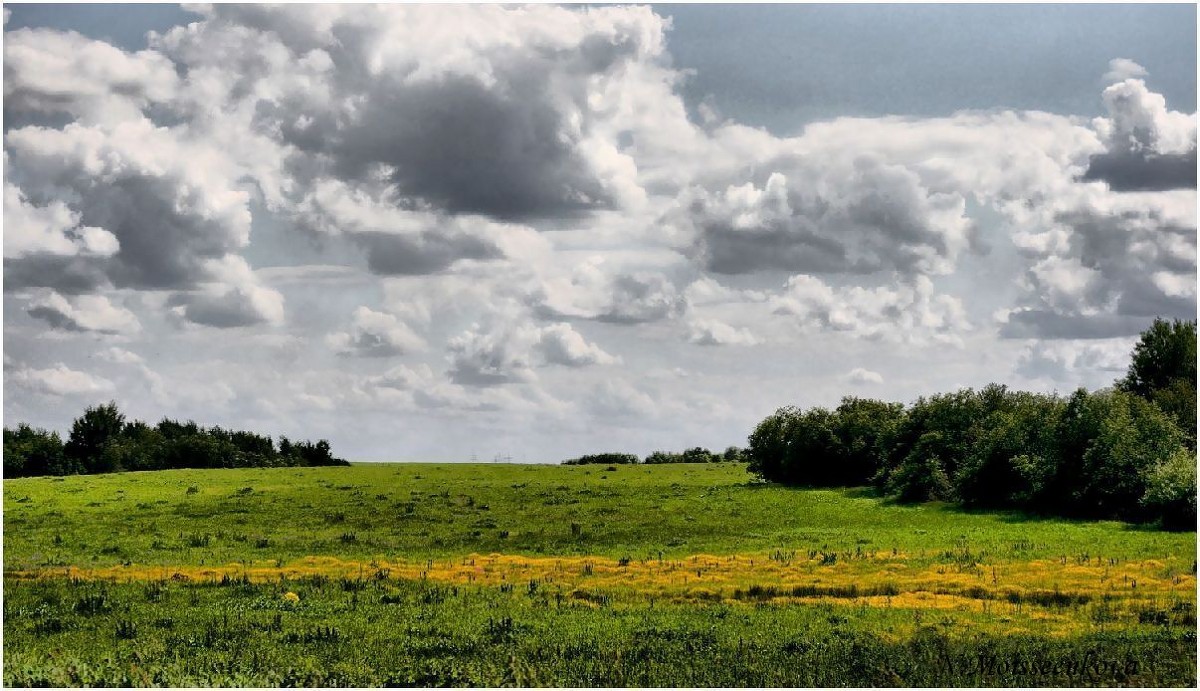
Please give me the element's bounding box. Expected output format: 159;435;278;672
4;463;1196;686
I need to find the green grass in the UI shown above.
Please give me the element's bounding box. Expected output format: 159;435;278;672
4;463;1196;686
4;463;1193;569
4;577;1193;687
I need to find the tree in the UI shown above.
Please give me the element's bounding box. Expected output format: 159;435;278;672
4;424;72;477
831;397;905;486
65;402;126;474
1119;318;1197;446
747;407;796;481
1120;318;1196;397
1075;389;1186;521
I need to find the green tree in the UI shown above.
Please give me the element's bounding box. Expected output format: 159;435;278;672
1076;389;1185;520
3;424;73;477
64;402;126;474
1119;318;1196;446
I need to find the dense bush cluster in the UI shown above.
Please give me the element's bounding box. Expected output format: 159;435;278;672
645;447;745;464
747;319;1197;530
563;447;746;465
4;403;348;477
562;453;640;466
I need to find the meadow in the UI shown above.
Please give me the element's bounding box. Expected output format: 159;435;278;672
4;463;1197;686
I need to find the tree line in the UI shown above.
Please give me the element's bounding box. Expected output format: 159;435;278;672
563;447;746;466
746;318;1197;530
4;402;348;477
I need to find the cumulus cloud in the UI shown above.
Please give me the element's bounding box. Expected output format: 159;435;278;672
447;318;617;386
686;318;759;346
3;183;120;260
151;3;667;221
846;368;884;385
536;323;618;366
168;257;286;328
8;363;114;397
26;291;141;335
675;161;972;277
1083;73;1197;191
3;27;178;124
772;275;971;345
531;258;687;324
4;118;259;302
1014;337;1135;383
327;306;425;357
1103;58;1149;84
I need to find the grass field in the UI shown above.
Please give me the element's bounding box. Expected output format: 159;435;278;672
4;463;1197;686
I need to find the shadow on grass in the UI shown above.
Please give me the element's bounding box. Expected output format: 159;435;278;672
750;479;1193;533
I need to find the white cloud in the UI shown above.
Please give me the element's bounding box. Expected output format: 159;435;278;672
536;323;618;366
687;318;759;347
9;363;114;397
846;368;885;385
328;306;425;357
1103;58;1148;84
772;275;971;346
26;291;141;335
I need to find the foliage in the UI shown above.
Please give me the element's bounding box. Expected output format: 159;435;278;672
5;402;347;477
1119;318;1197;448
644;447;730;464
1141;447;1198;530
3;424;76;478
561;453;639;465
748;319;1198;528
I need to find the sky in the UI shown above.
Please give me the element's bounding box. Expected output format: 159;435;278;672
3;3;1197;462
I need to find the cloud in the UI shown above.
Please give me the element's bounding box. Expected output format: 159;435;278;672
4;119;256;296
327;306;425;357
846;367;884;385
3;27;178;124
772;274;971;345
8;363;114;397
1014;337;1135;383
152;3;667;221
531;259;688;324
168;257;286;328
1083;75;1197;191
686;318;759;346
447;323;538;387
447;318;617;386
536;323;618;366
97;347;145;365
1000;189;1195;339
3;183;120;260
675;162;972;277
1103;58;1149;84
26;291;141;335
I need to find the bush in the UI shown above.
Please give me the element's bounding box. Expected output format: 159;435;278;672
644;447;724;464
1142;448;1198;530
562;453;639;466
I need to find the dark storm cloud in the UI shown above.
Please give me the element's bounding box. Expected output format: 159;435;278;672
171;291;272;328
157;3;660;225
295;76;615;221
2;255;110;294
354;230;504;276
1000;310;1154;340
1081;148;1198;191
679;162;966;278
4;123;253;294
